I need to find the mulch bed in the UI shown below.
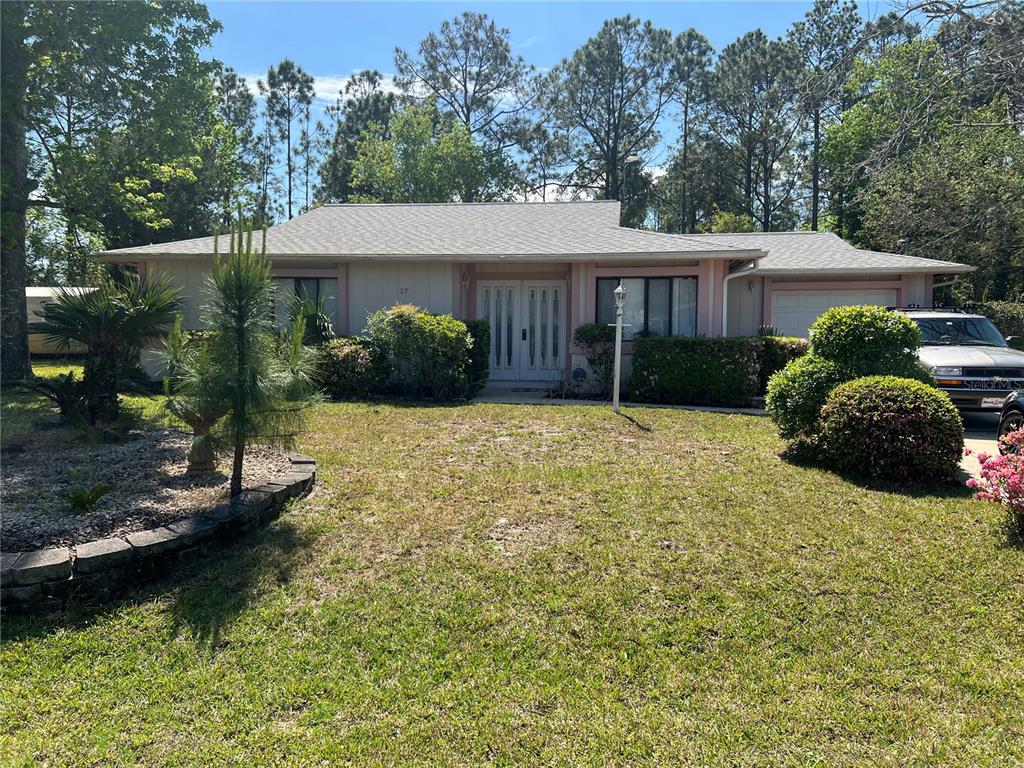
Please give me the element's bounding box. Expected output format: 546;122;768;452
1;429;290;551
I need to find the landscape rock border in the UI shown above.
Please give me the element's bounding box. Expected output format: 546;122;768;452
1;453;316;612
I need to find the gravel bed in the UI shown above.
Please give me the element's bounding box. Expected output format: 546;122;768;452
1;429;290;551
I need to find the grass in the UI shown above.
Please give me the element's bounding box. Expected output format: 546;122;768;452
1;359;171;444
1;388;1022;765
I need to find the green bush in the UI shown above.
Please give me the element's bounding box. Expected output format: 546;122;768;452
755;336;810;394
977;301;1024;345
766;355;849;439
364;304;473;400
628;336;761;406
809;305;923;378
573;323;616;396
818;376;964;482
464;319;490;395
317;337;389;400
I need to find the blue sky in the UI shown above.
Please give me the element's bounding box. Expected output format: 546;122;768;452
207;1;897;171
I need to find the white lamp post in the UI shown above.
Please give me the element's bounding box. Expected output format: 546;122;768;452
612;280;626;413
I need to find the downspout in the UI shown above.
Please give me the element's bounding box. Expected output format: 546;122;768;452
721;258;760;337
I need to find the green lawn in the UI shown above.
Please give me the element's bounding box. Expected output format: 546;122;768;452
1;359;170;444
2;390;1022;765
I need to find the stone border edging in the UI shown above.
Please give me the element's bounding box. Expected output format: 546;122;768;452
1;453;317;612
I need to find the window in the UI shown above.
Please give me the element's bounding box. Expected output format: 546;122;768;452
274;277;339;331
596;276;697;338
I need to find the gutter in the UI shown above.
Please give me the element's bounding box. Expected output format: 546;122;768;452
721;258;761;337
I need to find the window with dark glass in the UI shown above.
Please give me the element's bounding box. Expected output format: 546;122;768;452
595;277;697;338
274;277;339;330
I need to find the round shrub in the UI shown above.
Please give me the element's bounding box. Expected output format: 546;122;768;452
364;304;473;400
766;354;849;439
317;337;389;400
817;376;964;482
809;305;922;377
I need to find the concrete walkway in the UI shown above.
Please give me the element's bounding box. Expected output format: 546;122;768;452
961;411;1001;480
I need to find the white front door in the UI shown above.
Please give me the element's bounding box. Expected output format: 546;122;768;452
477;280;566;381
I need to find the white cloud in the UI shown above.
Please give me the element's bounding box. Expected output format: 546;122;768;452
513;35;543;51
240;71;401;104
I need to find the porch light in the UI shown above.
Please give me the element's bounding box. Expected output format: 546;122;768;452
614;281;626;309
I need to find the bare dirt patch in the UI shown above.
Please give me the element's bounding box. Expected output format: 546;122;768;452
1;429;290;551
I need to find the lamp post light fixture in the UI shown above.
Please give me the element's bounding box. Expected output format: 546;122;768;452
612;280;626;413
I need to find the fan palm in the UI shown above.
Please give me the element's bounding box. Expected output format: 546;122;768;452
31;273;182;427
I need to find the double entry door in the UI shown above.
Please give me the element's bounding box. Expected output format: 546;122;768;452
477;280;567;382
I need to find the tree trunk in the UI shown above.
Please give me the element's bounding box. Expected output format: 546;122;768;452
681;98;690;234
286;122;293;219
85;353;120;428
811;110;820;231
1;2;32;384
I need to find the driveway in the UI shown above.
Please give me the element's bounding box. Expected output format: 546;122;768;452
961;411;1001;479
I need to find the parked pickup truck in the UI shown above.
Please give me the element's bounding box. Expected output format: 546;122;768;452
900;309;1024;411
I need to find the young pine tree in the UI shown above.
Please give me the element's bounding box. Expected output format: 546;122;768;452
191;215;314;495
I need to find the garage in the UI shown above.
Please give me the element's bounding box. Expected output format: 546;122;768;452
770;289;898;337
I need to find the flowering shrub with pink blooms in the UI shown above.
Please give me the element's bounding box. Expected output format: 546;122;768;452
967;428;1024;534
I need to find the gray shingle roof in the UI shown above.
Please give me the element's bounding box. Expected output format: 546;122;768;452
98;201;973;275
692;231;975;275
98;201;756;260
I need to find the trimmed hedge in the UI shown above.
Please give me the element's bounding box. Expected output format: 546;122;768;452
317;337;389;400
464;319;491;395
818;376;964;482
811;305;925;380
765;355;849;439
627;337;762;406
757;336;810;393
365;304;473;400
768;305;937;444
622;335;808;406
809;305;924;378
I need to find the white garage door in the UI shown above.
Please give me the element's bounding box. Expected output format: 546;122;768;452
771;289;898;337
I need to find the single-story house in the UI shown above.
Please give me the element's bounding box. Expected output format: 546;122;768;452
98;201;974;384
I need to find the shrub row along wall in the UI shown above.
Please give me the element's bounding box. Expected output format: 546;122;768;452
626;336;808;407
316;308;490;402
0;454;316;612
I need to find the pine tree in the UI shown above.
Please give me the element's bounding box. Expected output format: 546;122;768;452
263;60;314;219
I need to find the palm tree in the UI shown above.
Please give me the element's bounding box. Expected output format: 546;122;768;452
31;274;182;427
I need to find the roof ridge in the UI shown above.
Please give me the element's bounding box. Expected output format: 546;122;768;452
319;200;618;208
612;226;751;252
696;230;838;237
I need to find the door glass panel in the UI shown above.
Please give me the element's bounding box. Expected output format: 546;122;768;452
552;288;560;364
529;288;536;367
647;278;670;337
671;278;698;337
494;288;502;365
506;288;514;367
540;288;548;366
